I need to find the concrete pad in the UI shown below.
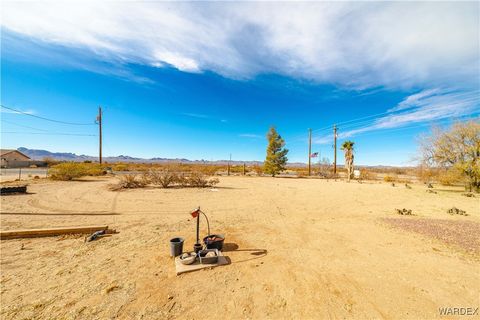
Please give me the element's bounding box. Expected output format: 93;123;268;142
175;251;229;275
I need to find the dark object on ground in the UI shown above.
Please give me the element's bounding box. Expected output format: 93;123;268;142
391;183;395;187
170;237;185;257
203;234;225;250
85;230;106;242
405;184;412;189
462;193;475;198
427;183;434;188
426;189;437;194
198;249;219;264
1;225;110;240
447;207;468;216
1;185;27;195
395;208;414;216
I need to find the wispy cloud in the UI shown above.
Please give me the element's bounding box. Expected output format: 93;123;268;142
182;112;209;119
314;88;480;144
1;108;35;115
239;133;262;139
1;2;478;89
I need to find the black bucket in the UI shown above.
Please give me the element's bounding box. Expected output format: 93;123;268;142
170;237;184;257
203;234;225;251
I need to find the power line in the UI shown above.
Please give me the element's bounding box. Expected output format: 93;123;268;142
1;119;51;132
2;131;97;137
1;104;96;126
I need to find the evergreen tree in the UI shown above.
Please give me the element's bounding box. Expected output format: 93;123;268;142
264;127;289;176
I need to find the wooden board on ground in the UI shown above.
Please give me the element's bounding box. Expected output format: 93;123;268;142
0;225;109;240
175;251;229;275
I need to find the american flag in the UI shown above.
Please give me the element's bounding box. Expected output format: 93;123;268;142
310;152;318;158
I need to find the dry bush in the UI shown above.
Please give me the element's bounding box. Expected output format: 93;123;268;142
109;174;146;191
296;170;309;178
359;169;375;181
415;165;439;184
184;171;219;188
49;163;105;181
148;169;177;188
437;168;464;186
252;165;263;176
112;163;129;172
229;165;246;174
196;165;219;176
383;174;398;182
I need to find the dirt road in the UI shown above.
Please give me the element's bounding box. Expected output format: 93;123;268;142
1;176;479;319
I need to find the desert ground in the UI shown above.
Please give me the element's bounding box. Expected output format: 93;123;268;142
1;176;479;319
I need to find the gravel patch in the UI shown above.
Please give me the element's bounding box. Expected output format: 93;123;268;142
382;217;480;256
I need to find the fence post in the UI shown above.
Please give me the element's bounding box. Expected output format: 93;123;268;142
18;168;22;180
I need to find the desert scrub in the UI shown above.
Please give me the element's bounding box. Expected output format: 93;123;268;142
147;169;177;188
49;163;105;181
175;171;219;188
109;174;146;191
185;171;219;187
383;174;398;182
112;163;129;172
359;169;375;180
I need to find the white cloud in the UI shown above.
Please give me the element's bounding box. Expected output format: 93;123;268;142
314;88;480;144
1;108;36;115
1;2;478;89
181;113;209;119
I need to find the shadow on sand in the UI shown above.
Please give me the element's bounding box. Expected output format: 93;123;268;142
222;242;267;264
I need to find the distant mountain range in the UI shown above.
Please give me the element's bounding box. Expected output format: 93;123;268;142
17;147;411;168
17;147;280;166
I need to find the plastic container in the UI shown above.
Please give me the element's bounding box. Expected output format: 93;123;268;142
170;237;184;257
203;234;225;251
198;249;219;264
179;252;196;265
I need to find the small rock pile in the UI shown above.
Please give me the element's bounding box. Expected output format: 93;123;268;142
447;207;468;216
396;208;414;216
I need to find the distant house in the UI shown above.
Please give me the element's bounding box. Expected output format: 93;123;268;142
0;149;32;168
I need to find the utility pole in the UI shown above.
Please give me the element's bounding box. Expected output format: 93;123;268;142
308;128;312;176
333;124;337;174
227;153;231;176
243;163;246;176
97;106;103;164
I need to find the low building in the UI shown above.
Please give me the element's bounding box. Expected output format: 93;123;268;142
1;149;32;168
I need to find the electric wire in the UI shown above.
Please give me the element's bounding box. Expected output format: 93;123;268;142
2;131;97;136
1;104;96;126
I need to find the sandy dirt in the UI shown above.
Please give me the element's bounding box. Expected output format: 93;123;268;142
1;176;479;319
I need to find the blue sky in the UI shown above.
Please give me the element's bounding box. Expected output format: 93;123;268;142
1;2;479;166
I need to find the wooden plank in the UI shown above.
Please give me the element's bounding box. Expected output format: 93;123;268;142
0;225;109;240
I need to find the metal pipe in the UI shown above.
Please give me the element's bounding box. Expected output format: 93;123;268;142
196;208;200;244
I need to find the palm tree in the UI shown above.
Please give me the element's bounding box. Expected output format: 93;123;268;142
341;141;355;181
